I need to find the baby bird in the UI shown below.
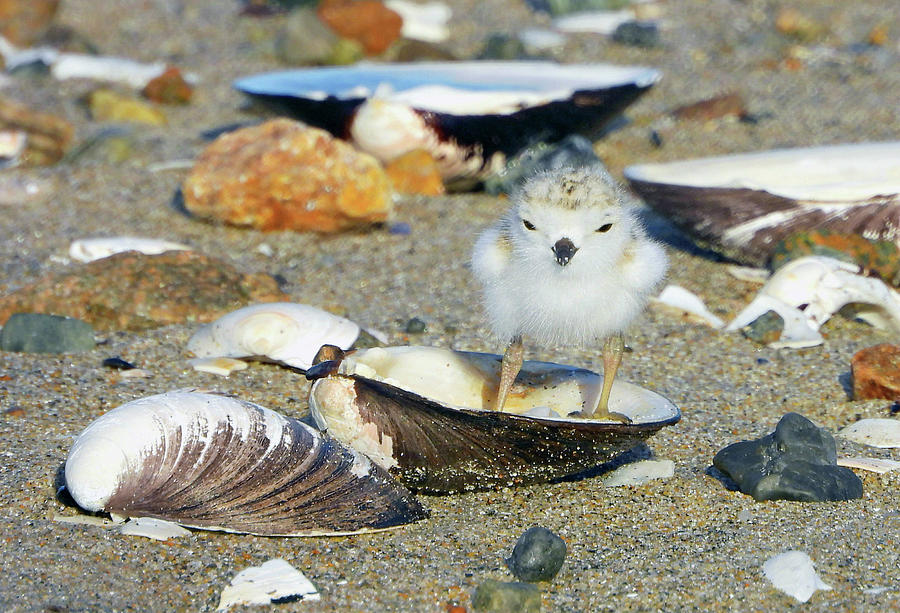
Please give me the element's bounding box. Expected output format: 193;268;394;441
471;165;667;421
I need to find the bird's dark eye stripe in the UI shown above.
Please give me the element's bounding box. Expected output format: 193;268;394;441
596;223;613;233
523;219;536;230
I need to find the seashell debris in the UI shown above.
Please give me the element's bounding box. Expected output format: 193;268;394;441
68;236;191;263
64;391;427;536
651;284;725;328
837;418;900;449
625;141;900;266
217;558;319;611
762;551;832;603
725;256;900;348
385;1;451;43
186;303;360;371
235;62;659;184
119;517;191;541
308;346;680;493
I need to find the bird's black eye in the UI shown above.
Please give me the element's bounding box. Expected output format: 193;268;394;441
596;223;613;233
522;219;536;231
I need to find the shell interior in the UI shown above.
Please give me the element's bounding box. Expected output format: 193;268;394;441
624;142;900;202
234;62;660;116
64;391;426;536
333;345;676;423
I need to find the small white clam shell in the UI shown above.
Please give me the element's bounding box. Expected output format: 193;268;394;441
69;236;191;262
186;303;360;370
64;391;426;536
837;418;900;449
762;551;832;603
726;256;900;347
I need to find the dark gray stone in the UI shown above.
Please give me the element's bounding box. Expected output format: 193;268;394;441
612;21;661;48
405;317;427;334
479;33;529;60
483;135;602;196
0;313;95;354
472;579;541;612
713;413;863;502
506;527;567;582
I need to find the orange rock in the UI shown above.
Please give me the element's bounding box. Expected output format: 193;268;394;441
0;0;59;46
868;23;889;47
142;66;193;105
317;0;403;55
183;119;392;232
385;149;445;196
851;344;900;401
671;93;746;121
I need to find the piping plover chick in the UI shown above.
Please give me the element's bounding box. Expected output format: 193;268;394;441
471;165;667;421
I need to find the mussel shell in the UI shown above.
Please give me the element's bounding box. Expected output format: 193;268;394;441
64;391;427;536
308;347;680;493
624;142;900;267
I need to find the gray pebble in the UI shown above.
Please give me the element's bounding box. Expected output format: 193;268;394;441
405;317;427;334
612;21;660;48
713;413;863;502
472;579;541;612
0;313;95;354
506;526;566;582
741;310;784;344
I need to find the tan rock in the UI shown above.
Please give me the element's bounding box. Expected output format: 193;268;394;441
385;149;445;196
183;118;392;232
89;89;168;125
0;251;288;331
0;0;59;46
0;96;73;166
851;344;900;401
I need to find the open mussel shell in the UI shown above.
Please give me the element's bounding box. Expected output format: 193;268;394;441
624;142;900;266
234;62;659;184
64;391;427;536
308;346;680;494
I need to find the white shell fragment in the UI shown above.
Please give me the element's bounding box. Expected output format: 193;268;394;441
64;391;426;536
188;357;249;377
837;457;900;474
385;1;451;43
553;10;635;35
726;256;900;348
217;559;320;611
603;459;675;487
762;551;832;603
69;236;191;263
652;285;725;328
186;303;360;370
120;517;191;541
837;419;900;449
0;129;26;168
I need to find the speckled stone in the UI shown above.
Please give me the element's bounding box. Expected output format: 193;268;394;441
740;310;784;345
851;343;900;400
506;526;567;583
0;312;94;354
472;579;541;612
183;119;392;232
713;413;863;502
0;251;288;331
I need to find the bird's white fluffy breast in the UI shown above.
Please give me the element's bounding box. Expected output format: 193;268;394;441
473;220;667;345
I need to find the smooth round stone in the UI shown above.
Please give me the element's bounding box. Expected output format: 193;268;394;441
506;526;567;583
612;20;660;48
471;579;541;613
0;312;95;354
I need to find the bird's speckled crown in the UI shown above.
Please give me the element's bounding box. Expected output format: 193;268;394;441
517;165;625;211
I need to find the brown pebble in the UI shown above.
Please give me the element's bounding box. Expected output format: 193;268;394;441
3;407;26;418
671;93;746;121
317;0;403;55
142;66;193;105
851;343;900;400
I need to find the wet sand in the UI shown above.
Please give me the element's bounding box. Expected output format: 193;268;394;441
1;0;898;610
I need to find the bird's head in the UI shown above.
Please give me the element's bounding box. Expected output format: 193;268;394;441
507;166;636;271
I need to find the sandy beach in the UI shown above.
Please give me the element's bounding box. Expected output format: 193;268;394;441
1;0;898;610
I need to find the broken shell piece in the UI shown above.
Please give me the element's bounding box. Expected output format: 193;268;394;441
308;346;680;493
837;418;900;449
726;256;900;348
218;559;319;611
385;1;451;43
187;303;360;371
64;391;427;536
0;129;26;168
625;142;900;266
120;517;191;541
188;356;249;377
68;236;191;263
762;551;832;603
651;284;724;328
837;457;900;474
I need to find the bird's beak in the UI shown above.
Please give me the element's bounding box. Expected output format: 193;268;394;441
552;237;578;266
